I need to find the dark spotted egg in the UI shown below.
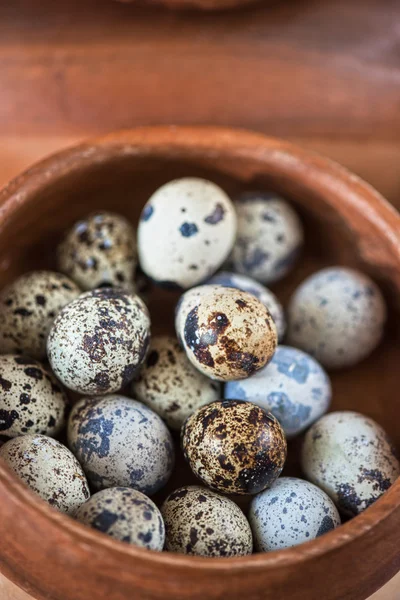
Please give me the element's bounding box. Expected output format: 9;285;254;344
0;354;68;439
161;485;252;557
68;395;175;494
249;477;340;551
75;487;165;550
137;178;237;289
131;335;220;430
229;191;303;285
0;434;90;514
207;271;286;341
301;411;400;517
47;287;150;395
225;346;331;439
287;267;386;369
182;400;287;495
177;286;277;381
0;271;81;360
57;211;138;292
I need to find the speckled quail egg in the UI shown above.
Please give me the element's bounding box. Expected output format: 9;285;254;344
47;287;150;395
177;286;277;381
229;191;303;284
301;411;400;516
0;271;81;360
57;211;138;292
182;400;286;495
0;354;68;439
287;266;387;369
0;434;90;514
68;395;175;494
249;477;340;551
207;271;286;340
161;485;252;557
138;178;237;289
131;335;221;430
75;487;165;550
225;345;331;439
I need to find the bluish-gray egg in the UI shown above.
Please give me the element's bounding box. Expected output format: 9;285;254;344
229;192;303;284
68;395;175;494
248;476;340;551
287;267;386;369
224;345;331;438
207;271;286;341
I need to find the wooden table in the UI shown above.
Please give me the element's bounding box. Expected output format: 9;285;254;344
0;0;399;598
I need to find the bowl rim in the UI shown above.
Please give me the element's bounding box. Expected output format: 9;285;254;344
0;125;399;575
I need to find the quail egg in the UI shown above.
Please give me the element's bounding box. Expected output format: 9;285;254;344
177;286;277;381
47;287;150;395
182;400;286;495
225;346;331;439
0;434;90;514
131;335;221;430
58;211;138;292
287;266;387;369
161;485;252;557
0;354;68;439
68;395;175;494
137;178;237;289
207;271;286;341
301;411;400;516
75;487;165;550
249;477;341;551
0;271;81;360
229;191;303;284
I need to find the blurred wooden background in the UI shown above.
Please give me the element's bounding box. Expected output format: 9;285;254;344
0;0;399;598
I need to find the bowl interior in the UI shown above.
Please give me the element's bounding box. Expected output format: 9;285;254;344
0;139;399;515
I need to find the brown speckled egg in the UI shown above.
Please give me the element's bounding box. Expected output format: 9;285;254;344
75;487;165;550
161;485;252;557
47;287;150;395
0;271;81;360
0;434;90;514
177;286;277;381
68;395;175;494
131;335;221;430
182;400;287;495
0;355;68;439
58;211;138;292
301;411;400;517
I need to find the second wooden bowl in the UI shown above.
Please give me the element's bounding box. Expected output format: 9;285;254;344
0;126;399;600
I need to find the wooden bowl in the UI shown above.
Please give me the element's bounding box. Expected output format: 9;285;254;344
115;0;259;11
0;126;399;600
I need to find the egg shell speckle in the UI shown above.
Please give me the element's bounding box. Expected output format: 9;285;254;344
58;211;138;292
174;284;221;345
68;395;175;494
0;434;90;514
177;286;277;381
249;477;341;551
161;485;252;557
131;335;221;430
287;266;387;369
207;271;286;341
301;411;400;516
0;271;81;360
229;192;303;284
225;345;331;439
182;400;287;495
137;178;237;289
75;487;165;550
47;287;150;395
0;354;68;439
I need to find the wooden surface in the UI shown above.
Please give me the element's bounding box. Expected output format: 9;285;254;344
0;1;399;598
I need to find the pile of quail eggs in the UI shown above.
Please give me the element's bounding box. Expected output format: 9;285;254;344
0;177;398;557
